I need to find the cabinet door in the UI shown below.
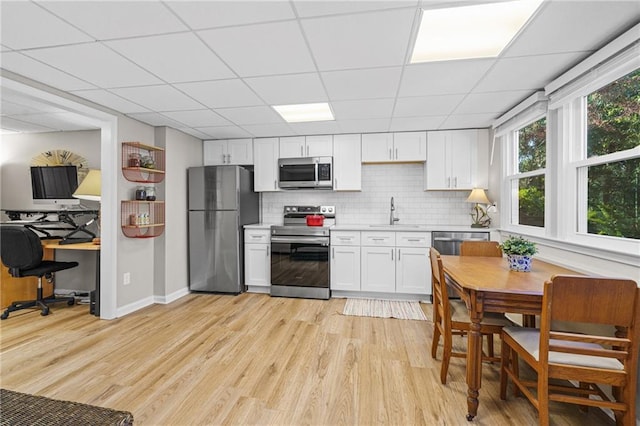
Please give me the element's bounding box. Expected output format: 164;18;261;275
361;133;393;162
425;131;449;189
306;135;333;157
279;136;305;158
331;246;361;291
361;247;395;292
244;243;270;287
395;247;430;295
203;140;228;165
449;130;476;189
227;138;253;165
393;132;426;162
253;138;280;192
333;134;361;191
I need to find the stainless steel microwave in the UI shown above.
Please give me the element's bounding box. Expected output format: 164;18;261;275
278;157;333;190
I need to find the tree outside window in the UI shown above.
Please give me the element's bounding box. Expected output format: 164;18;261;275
516;118;546;227
585;69;640;240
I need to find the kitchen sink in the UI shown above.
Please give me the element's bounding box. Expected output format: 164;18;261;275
368;224;421;228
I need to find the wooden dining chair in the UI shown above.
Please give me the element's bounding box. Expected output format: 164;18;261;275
500;275;640;426
429;247;514;384
460;240;502;257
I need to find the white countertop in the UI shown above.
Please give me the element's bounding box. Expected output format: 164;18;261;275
245;223;496;232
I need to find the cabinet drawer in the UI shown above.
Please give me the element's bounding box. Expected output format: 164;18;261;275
331;231;361;246
396;232;430;247
361;231;395;247
245;229;270;244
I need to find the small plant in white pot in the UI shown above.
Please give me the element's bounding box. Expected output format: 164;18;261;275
499;236;538;272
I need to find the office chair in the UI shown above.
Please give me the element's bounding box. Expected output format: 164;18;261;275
0;225;77;319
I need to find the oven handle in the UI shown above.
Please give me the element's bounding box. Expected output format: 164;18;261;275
270;236;330;246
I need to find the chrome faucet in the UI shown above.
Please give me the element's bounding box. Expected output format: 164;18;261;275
390;197;400;225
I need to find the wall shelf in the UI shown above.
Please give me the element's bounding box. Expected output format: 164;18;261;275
122;142;165;183
121;201;165;238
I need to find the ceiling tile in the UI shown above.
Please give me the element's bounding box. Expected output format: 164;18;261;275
331;99;395;120
322;67;402;100
0;116;56;133
166;1;296;29
503;1;640;58
394;94;465;117
0;2;92;49
127;112;188;129
111;85;203;111
24;43;163;88
439;113;496;130
338;118;391;134
106;33;235;83
301;9;416;71
241;123;297;138
198;21;316;77
1;52;96;91
70;89;150;114
162;110;230;128
10;112;99;131
293;1;417;18
38;1;188;40
473;52;587;92
175;80;263;108
214;106;283;125
195;126;254;139
288;121;342;135
244;73;327;105
399;59;495;97
177;127;212;140
389;116;446;132
454;91;530;115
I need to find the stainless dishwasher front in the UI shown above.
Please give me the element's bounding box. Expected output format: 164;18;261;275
431;231;490;298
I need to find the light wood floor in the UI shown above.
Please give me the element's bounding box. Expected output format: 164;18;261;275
0;293;614;425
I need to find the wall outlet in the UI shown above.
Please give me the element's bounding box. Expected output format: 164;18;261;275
123;272;131;286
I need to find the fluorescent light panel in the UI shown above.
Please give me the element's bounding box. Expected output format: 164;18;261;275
273;103;334;123
411;0;542;63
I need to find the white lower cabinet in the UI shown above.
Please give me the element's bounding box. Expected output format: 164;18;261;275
361;246;396;292
395;247;430;294
330;231;361;292
244;229;270;291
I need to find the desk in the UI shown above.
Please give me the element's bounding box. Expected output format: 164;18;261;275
43;241;100;317
440;255;580;421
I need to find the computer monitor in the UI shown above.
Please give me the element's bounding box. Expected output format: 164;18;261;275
30;165;80;206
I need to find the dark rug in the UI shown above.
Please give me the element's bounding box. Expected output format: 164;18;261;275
0;388;133;426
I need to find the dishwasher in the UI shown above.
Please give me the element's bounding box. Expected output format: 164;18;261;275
432;231;490;298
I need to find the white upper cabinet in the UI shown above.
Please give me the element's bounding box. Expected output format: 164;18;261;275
424;129;489;190
333;134;361;191
279;135;333;158
362;132;426;163
253;138;280;192
204;139;253;165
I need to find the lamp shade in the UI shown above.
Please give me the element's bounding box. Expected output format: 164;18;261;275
73;169;101;201
466;188;490;204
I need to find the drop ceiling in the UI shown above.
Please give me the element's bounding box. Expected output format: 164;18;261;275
1;0;638;139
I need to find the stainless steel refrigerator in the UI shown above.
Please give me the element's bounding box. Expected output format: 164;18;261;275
188;165;259;293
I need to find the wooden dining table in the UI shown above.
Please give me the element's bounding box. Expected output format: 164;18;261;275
440;255;581;421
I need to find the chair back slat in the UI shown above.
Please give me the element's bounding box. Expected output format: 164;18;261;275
460;241;502;257
430;247;451;326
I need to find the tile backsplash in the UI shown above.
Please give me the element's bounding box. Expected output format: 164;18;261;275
261;164;473;226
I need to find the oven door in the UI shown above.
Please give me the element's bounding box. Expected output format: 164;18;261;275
270;236;329;289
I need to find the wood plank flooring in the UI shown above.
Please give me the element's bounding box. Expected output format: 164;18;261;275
0;293;614;425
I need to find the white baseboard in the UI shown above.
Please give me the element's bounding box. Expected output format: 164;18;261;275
116;296;154;318
154;287;190;304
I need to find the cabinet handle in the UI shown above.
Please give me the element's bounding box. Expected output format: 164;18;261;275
391;250;394;261
389;148;392;160
454;177;457;188
372;238;385;241
334;178;337;188
407;238;420;242
227;154;231;163
398;249;401;260
339;237;352;241
274;180;277;190
447;177;451;188
332;248;335;259
267;247;270;257
306;145;309;156
395;148;398;159
301;146;304;156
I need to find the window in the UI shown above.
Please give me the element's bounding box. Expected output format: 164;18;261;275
580;69;640;240
510;117;547;228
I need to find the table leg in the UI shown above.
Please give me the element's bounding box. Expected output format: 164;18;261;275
466;308;483;420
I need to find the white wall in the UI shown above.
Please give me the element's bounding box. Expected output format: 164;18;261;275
0;130;101;292
262;164;474;226
153;127;202;302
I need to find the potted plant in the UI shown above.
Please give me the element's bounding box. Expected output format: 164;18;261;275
499;236;538;272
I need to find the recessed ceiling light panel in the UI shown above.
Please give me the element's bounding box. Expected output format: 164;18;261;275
272;103;334;123
411;0;543;63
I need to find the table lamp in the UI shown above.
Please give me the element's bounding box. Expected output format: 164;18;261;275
72;169;101;243
466;188;491;228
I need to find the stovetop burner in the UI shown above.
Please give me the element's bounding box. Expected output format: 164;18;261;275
271;205;335;237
